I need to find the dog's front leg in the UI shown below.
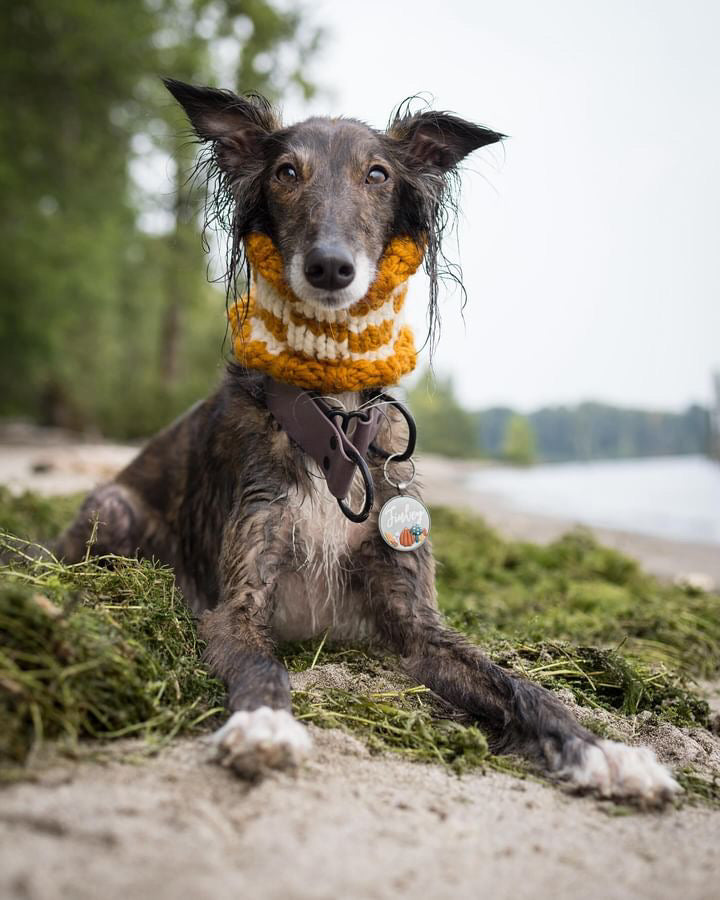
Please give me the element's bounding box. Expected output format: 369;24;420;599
200;511;311;777
360;544;678;804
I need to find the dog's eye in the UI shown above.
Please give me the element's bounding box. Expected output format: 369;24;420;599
276;164;298;184
366;166;389;185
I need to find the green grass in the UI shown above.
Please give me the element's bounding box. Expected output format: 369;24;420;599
1;488;718;805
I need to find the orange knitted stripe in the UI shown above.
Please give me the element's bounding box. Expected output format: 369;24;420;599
264;308;396;353
255;305;287;343
244;234;295;302
233;327;417;393
347;249;420;315
231;300;397;355
245;234;422;314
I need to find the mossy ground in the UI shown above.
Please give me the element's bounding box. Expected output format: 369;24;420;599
1;487;718;805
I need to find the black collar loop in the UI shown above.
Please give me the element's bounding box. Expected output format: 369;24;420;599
262;376;416;523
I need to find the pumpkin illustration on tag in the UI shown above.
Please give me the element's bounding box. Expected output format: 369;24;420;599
399;528;415;547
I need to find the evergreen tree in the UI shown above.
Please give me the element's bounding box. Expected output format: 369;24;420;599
407;371;480;459
502;415;536;466
0;0;320;436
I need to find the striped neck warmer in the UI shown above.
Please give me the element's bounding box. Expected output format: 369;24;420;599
228;234;424;393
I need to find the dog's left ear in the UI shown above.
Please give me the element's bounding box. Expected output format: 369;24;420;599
389;110;504;172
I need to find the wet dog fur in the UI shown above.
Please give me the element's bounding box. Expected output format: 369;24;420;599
54;80;678;802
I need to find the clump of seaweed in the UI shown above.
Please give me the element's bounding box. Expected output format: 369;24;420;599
293;685;491;773
0;537;223;770
432;507;720;679
675;768;720;806
0;486;83;544
481;639;710;728
285;643;524;776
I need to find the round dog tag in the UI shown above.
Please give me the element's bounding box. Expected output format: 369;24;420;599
379;496;431;551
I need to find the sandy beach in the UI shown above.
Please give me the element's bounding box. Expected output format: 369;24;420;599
1;434;719;900
2;725;719;900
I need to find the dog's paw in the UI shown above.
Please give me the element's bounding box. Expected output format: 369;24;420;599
560;738;680;805
210;707;312;778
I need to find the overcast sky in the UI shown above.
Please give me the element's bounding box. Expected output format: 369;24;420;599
278;0;720;412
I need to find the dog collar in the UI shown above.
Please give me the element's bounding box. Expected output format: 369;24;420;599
263;375;416;523
229;234;424;392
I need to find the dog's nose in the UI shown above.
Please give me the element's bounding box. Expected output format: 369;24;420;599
304;245;355;291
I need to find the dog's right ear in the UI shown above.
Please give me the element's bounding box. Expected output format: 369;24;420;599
163;78;278;171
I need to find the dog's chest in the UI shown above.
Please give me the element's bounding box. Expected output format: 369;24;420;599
269;459;376;643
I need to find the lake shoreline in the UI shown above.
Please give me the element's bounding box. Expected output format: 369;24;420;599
0;432;717;590
418;453;720;590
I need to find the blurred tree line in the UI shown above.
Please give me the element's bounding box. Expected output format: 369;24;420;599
408;371;712;464
0;0;320;438
407;372;537;464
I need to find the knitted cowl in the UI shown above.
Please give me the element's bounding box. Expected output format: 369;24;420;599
228;234;424;393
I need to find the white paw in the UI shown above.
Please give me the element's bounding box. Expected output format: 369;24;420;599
210;707;312;777
561;738;680;804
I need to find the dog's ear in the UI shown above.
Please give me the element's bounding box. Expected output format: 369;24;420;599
163;78;278;171
389;110;504;172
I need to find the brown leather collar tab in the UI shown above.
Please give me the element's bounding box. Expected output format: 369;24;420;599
263;377;383;520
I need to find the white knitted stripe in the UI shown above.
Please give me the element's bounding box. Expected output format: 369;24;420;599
249;273;409;361
285;315;396;360
254;275;406;329
247;315;403;364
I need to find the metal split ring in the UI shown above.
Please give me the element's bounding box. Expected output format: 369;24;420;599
383;453;416;491
337;441;374;523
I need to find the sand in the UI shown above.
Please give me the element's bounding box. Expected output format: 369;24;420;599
1;432;719;900
2;727;720;900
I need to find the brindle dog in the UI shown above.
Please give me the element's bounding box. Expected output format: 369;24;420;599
56;80;677;801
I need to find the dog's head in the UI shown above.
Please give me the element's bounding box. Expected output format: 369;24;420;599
165;79;503;317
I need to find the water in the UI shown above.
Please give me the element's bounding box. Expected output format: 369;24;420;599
470;455;720;545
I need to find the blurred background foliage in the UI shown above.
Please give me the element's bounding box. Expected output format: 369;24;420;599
408;371;711;463
0;0;320;438
0;2;712;461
